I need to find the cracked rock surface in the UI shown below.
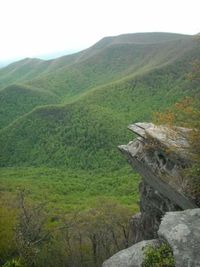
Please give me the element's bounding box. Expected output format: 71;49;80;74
158;208;200;267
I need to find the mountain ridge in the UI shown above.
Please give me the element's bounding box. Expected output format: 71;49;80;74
0;32;194;89
0;32;199;169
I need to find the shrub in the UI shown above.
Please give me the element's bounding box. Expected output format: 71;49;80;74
143;243;175;267
2;259;24;267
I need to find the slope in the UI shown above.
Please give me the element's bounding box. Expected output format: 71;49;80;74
0;33;195;94
1;33;197;131
25;34;196;99
0;84;60;130
0;102;129;169
0;58;51;89
1;33;200;267
0;43;199;169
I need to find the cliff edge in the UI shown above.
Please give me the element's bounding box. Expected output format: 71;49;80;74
103;122;200;267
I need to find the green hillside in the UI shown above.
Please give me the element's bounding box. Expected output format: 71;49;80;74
0;32;198;131
0;58;50;89
0;84;60;130
25;34;197;99
0;102;128;169
0;33;194;87
0;39;199;168
0;32;200;267
0;33;199;168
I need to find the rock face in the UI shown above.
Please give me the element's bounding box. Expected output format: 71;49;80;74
158;209;200;267
131;181;180;243
103;208;200;267
102;240;159;267
119;123;197;242
102;122;200;267
119;122;197;209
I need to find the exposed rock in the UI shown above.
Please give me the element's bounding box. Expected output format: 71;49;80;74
119;123;197;243
158;208;200;267
130;181;181;243
102;239;159;267
104;209;200;267
103;122;199;267
119;123;197;209
140;181;180;241
128;122;191;158
102;122;200;267
131;213;144;243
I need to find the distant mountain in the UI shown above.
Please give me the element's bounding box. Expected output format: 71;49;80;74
0;32;194;90
0;32;199;169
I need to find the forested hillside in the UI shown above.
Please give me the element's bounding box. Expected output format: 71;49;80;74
0;32;199;267
0;33;199;168
0;33;199;130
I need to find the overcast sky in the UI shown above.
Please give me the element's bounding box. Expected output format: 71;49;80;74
0;0;199;61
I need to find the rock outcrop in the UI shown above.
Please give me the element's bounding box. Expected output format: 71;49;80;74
119;123;197;242
158;209;200;267
103;208;200;267
102;240;159;267
103;122;199;267
119;122;197;209
131;182;180;243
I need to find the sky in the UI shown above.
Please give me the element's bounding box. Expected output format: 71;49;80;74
0;0;199;62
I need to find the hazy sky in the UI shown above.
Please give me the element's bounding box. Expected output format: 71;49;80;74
0;0;199;61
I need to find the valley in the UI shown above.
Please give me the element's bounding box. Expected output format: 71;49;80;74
0;32;199;267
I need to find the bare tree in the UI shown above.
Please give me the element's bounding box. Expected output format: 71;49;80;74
15;190;51;267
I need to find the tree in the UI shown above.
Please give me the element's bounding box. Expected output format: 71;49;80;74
59;199;133;267
0;195;17;266
15;191;52;267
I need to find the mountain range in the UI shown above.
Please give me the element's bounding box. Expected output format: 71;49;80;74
0;32;199;170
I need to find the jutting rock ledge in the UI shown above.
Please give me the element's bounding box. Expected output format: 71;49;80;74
103;122;200;267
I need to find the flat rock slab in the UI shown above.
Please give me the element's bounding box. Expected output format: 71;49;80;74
158;208;200;267
102;239;159;267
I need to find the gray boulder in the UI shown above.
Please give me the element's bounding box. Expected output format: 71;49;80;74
158;208;200;267
102;239;159;267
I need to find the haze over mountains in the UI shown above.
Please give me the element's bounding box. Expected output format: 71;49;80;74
0;32;199;170
0;49;80;69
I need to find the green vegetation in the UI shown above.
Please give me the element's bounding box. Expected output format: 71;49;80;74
0;166;139;266
0;84;59;130
153;51;200;205
0;167;140;211
1;50;199;168
143;243;175;267
0;188;137;267
0;32;199;266
0;58;51;89
0;33;199;130
2;259;23;267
